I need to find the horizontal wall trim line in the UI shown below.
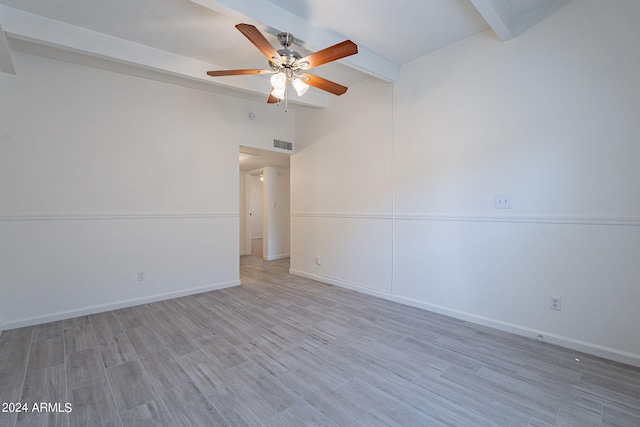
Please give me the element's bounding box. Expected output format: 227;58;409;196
291;212;393;219
395;214;640;226
291;212;640;226
0;212;239;222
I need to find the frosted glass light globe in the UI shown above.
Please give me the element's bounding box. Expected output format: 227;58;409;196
270;72;286;90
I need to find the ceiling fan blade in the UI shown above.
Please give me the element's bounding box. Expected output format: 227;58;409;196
267;93;280;104
207;69;271;77
299;73;348;96
298;40;358;69
236;23;281;62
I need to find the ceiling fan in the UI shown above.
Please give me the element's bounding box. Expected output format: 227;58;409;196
207;24;358;105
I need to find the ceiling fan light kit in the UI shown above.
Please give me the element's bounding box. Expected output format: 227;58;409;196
291;77;309;96
207;23;358;109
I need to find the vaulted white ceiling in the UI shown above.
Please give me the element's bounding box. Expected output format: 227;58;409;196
0;0;568;108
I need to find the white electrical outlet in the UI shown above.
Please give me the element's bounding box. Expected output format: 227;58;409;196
550;296;561;311
315;256;322;265
137;272;145;282
495;194;513;209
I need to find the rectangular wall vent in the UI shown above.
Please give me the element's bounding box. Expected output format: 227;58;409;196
274;139;294;151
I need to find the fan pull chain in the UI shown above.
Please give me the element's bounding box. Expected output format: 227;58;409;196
284;84;288;112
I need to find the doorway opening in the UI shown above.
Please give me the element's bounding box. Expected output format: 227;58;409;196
248;171;264;257
239;146;291;262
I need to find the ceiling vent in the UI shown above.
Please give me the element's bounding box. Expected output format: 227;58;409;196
274;139;294;151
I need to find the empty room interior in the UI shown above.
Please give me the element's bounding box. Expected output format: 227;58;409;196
1;0;639;426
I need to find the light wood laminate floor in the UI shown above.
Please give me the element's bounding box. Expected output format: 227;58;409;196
1;256;639;426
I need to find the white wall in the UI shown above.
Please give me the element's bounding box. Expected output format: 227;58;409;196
291;77;394;293
291;0;640;367
239;171;246;255
264;167;290;260
0;52;293;328
250;175;264;239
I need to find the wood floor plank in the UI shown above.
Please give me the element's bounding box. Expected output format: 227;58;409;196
205;311;263;347
477;362;603;419
337;377;446;426
235;336;303;378
227;361;299;415
351;411;400;427
112;307;146;331
397;336;476;373
0;328;32;356
431;333;524;373
601;401;640;426
97;331;138;369
279;366;367;426
139;348;190;392
275;400;340;427
442;365;560;424
63;315;91;330
31;322;62;343
283;345;353;389
209;383;278;427
0;382;23;427
160;382;227;427
119;400;173;427
412;369;534;426
106;360;156;412
346;337;427;382
124;325;163;356
377;373;494;426
310;342;394;386
26;337;64;373
580;369;640;399
299;319;359;349
69;380;121;427
161;307;217;343
64;324;98;353
556;405;604;426
66;348;106;390
0;345;29;388
197;335;247;369
17;364;66;426
142;310;198;354
177;349;236;397
90;312;124;345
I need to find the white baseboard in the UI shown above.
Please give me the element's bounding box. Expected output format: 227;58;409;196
3;280;240;330
289;269;640;368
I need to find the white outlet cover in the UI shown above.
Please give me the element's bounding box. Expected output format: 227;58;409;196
495;194;513;209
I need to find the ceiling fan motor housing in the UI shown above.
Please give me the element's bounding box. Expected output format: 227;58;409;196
277;32;295;49
276;33;301;67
